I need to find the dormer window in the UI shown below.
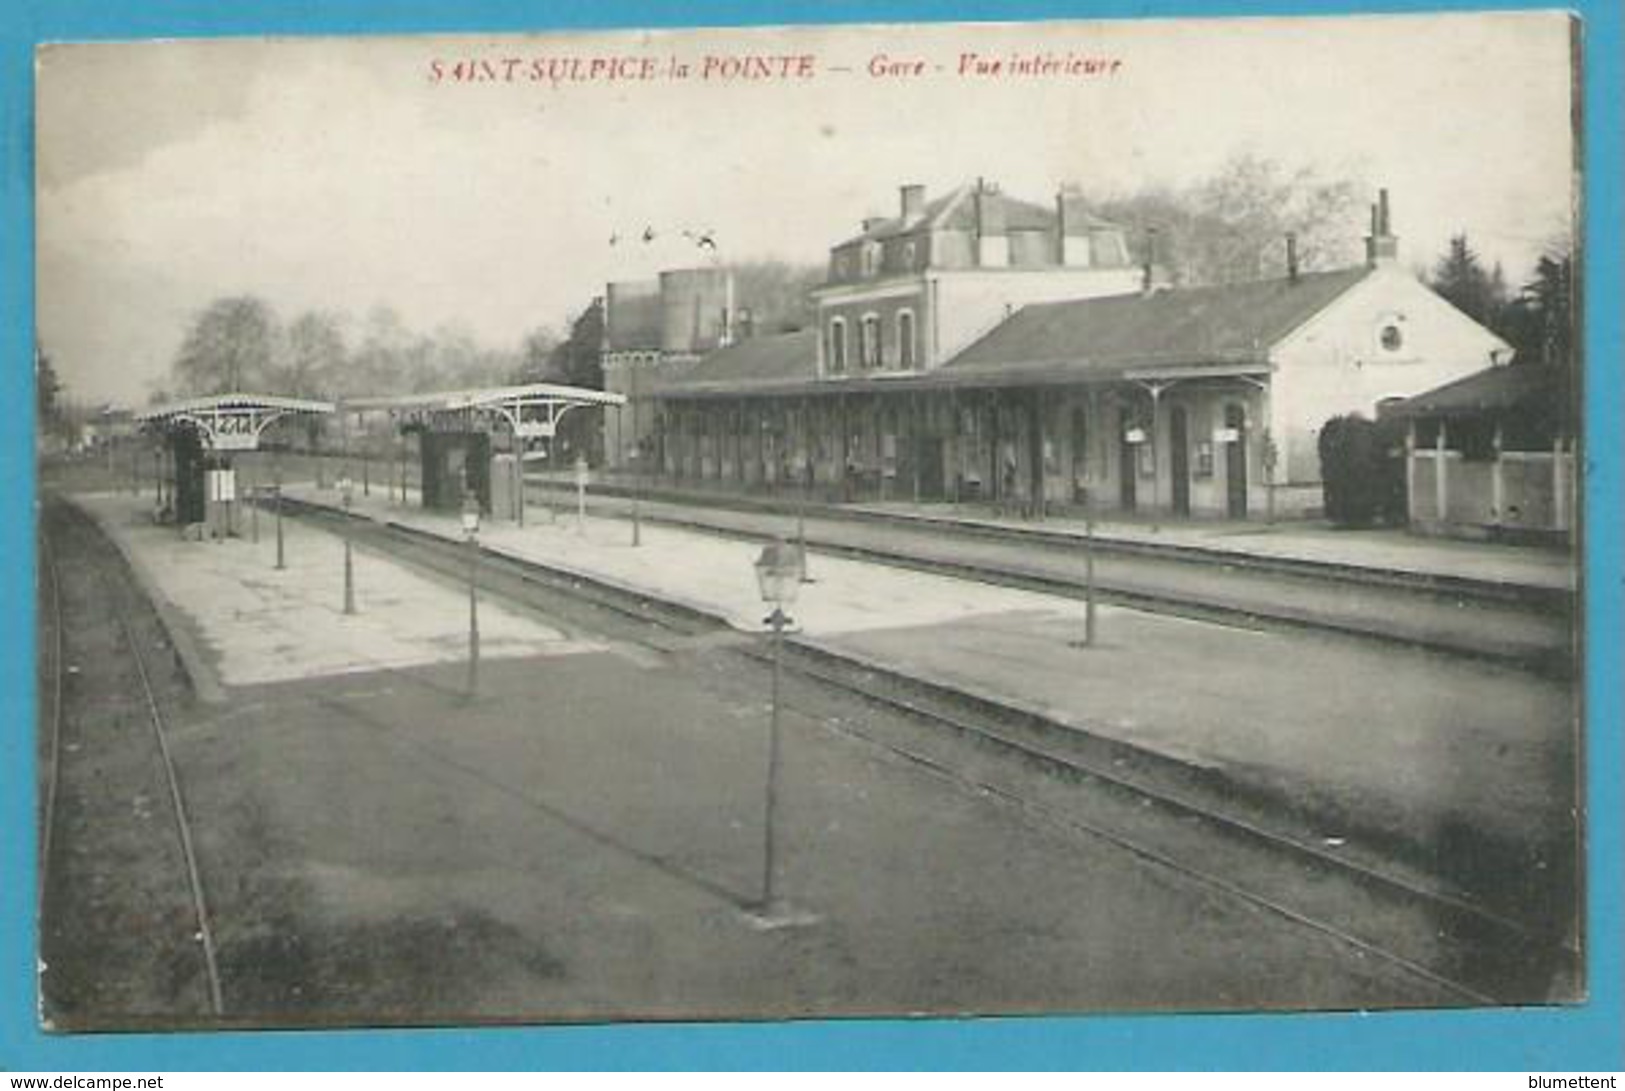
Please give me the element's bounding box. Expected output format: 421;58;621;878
828;317;848;374
860;241;882;278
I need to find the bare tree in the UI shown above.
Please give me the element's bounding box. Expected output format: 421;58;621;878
280;311;348;399
1099;154;1363;286
171;295;279;394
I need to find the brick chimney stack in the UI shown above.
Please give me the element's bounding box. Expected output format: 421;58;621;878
1286;231;1299;282
900;184;926;224
1365;188;1399;267
974;178;1009;267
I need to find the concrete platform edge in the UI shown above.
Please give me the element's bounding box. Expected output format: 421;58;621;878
71;497;228;706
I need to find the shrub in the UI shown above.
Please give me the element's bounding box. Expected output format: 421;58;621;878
1319;414;1387;527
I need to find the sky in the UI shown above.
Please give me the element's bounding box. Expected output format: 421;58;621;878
35;11;1576;406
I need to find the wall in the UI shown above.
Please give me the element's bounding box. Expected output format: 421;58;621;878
1269;267;1509;487
931;267;1143;370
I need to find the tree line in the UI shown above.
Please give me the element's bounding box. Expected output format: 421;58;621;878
154;156;1574;407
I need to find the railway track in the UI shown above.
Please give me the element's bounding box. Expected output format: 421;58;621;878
37;530;64;916
38;498;225;1023
278;495;1576;1005
518;479;1573;674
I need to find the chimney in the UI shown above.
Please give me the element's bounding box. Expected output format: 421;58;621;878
1286;231;1299;282
974;179;1009;267
900;184;926;223
1142;227;1158;292
1364;187;1399;267
1056;184;1090;267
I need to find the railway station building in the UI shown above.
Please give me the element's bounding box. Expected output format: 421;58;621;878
608;185;1512;519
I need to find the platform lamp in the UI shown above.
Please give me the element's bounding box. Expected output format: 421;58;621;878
752;538;803;921
338;476;357;616
1071;484;1098;649
274;459;286;571
462;493;482;699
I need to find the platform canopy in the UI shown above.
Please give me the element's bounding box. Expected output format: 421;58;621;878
343;382;627;440
137;392;336;451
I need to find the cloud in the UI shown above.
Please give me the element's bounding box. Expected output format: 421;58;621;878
35;14;1574;404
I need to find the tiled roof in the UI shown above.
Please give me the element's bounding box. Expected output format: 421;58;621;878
1384;363;1570;419
834;184;1125;248
652;329;818;395
944;267;1372;380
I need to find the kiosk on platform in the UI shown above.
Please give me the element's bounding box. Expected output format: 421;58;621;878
343;383;626;521
137;393;335;537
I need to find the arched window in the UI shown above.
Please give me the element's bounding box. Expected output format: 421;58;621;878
897;310;917;370
860;314;882;369
828;317;847;373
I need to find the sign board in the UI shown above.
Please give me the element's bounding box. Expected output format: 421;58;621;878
210;431;259;451
514;421;556;439
207;468;237;503
1213;427;1241;443
1124;428;1147;445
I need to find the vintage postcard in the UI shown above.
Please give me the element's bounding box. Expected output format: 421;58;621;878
33;11;1582;1031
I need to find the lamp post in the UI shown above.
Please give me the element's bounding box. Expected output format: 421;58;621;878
1082;485;1098;647
752;539;803;920
339;476;356;615
249;457;259;544
574;454;588;535
631;366;643;547
462;495;481;699
274;462;286;570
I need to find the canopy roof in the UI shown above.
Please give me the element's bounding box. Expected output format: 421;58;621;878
136;392;337;451
343;382;624;413
137;392;335;421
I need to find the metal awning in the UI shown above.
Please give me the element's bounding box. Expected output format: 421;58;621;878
343;382;626;439
137;392;336;451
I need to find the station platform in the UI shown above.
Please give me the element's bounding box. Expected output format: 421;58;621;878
279;481;1576;915
526;471;1575;594
73;491;599;691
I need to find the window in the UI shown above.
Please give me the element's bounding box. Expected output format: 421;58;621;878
1375;312;1407;355
860;241;882;278
898;310;917;370
828;318;847;373
860;314;882;369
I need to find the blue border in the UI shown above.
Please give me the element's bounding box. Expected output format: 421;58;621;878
4;0;1620;1072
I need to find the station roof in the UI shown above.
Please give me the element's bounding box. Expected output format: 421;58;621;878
943;267;1370;383
342;382;625;412
1384;363;1570;420
136;391;336;421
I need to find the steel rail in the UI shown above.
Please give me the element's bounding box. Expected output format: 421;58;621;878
49;499;227;1016
37;526;65;918
114;597;225;1016
277;495;1561;1005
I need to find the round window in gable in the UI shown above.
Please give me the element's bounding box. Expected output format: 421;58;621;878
1379;323;1404;352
